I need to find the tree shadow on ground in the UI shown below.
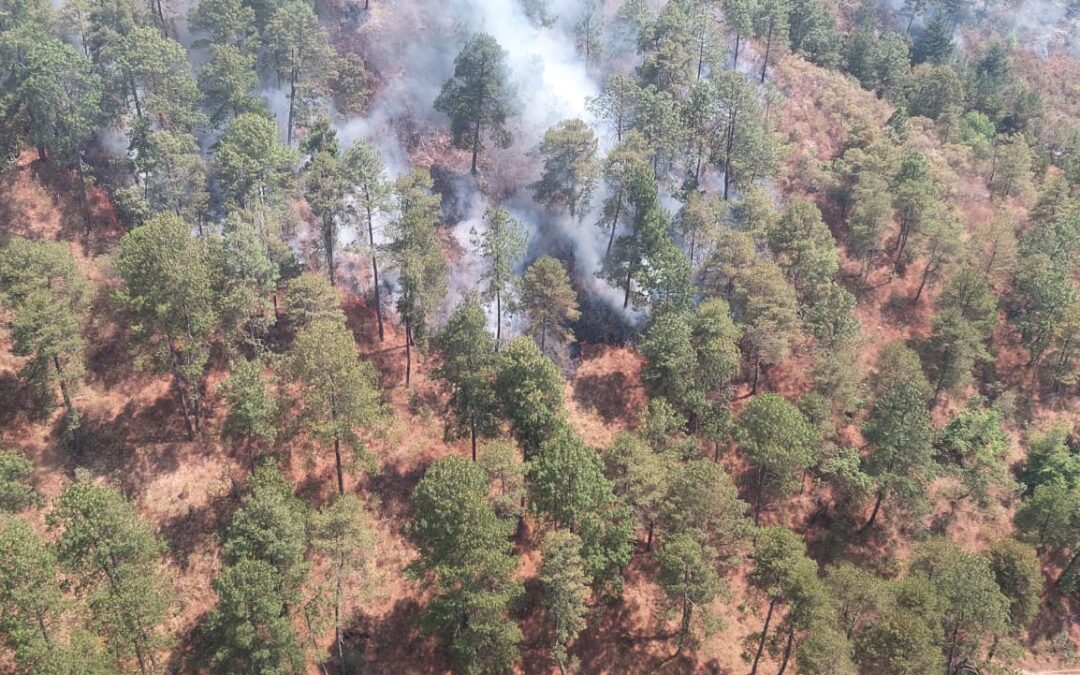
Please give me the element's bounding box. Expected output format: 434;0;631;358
0;372;44;438
165;609;210;675
158;490;237;572
574;592;674;674
361;459;425;526
574;370;637;425
74;396;189;494
346;597;446;674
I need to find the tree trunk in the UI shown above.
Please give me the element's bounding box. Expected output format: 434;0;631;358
496;290;502;342
776;625;795;675
753;464;767;526
946;619;961;674
471;421;477;462
366;202;384;341
750;598;778;675
471;118;481;174
334;555;346;669
696;29;706;82
606;190;622;259
646;521;654;552
405;321;412;386
286;71;297;146
167;340;195;440
914;258;933;301
1056;548;1080;586
894;219;912;269
733;33;741;69
73;148;92;234
760;19;774;84
334;435;345;496
623;258;634;309
129;75;142;119
931;349;950;408
723;105;737;200
325;216;336;287
862;490;884;532
133;642;148;675
677;589;693;653
54;356;79;450
193;385;201;433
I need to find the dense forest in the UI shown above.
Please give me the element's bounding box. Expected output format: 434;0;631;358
0;0;1079;672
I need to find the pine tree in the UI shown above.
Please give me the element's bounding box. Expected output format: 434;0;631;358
533;119;600;220
657;532;722;652
115;214;216;439
736;394;818;524
343;140;392;341
539;529;590;673
861;345;936;530
474;206;526;341
574;0;604;68
215;113;295;209
388;170;448;386
435;296;500;460
304;146;344;285
283;273;344;330
517;256;580;356
528;426;633;583
494;337;567;458
434;33;516;174
748;527;817;675
49;474;173;674
596;131;651;259
139;129;210;226
116;26;204;129
15;38;102;230
586;73;640;142
310;494;376;669
410;457;523;673
0;238;89;442
220;356;279;464
289;318;383;494
0;517;64;672
264;0;334;145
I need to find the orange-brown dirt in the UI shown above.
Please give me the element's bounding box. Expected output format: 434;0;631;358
3;30;1080;674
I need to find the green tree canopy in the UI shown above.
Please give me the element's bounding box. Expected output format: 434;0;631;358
434;32;516;174
539;528;590;673
115;214;216;439
532;118;600;220
389;169;448;386
264;0;334;145
289;317;382;494
435;296;500;460
736;393;818;524
48;475;173;674
517;256;580;356
474;206;526;340
494;337;567;458
410;456;522;673
0;238;89;437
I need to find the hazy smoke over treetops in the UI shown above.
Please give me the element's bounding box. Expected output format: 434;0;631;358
332;0;636;334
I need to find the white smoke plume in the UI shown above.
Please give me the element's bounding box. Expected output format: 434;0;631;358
334;0;639;335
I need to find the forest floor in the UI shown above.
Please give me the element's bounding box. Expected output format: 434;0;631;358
3;38;1080;674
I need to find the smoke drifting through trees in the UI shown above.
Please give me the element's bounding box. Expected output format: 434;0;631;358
329;0;643;336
